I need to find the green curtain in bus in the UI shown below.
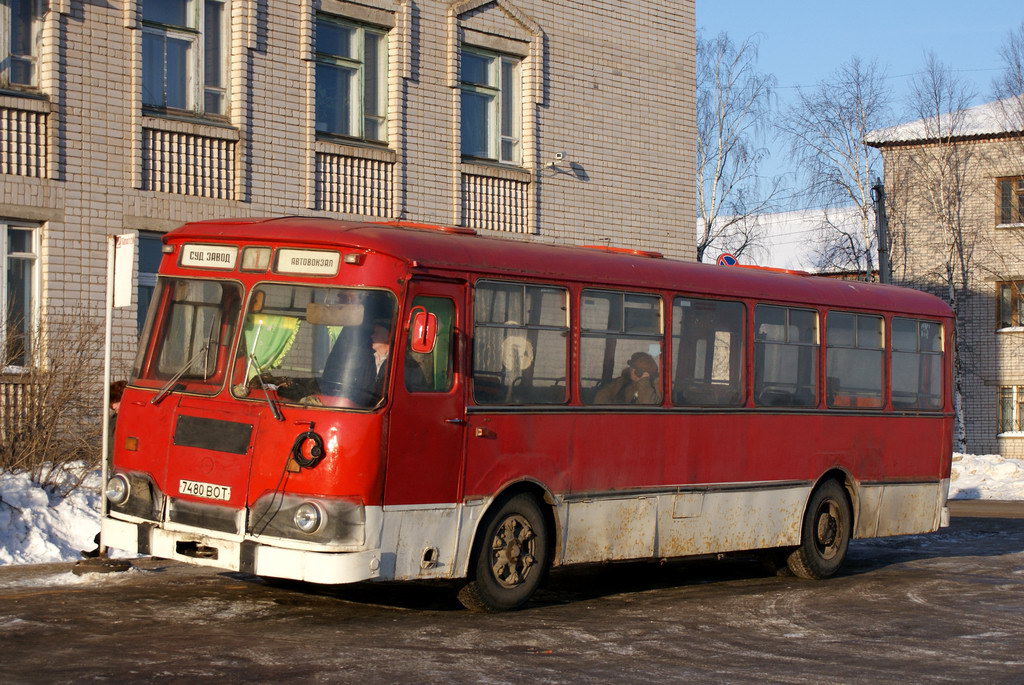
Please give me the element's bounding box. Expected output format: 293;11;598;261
243;314;301;373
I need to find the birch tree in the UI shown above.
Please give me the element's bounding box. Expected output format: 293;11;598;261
898;53;980;450
695;32;780;262
778;58;891;277
993;21;1024;134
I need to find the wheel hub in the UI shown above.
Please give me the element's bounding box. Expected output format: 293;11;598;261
490;514;536;589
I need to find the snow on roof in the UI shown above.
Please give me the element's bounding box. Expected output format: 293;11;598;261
700;206;863;273
865;96;1024;145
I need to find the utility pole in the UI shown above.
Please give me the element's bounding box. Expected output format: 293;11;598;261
871;177;892;285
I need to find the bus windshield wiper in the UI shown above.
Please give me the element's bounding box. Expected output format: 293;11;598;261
151;344;210;405
249;353;284;422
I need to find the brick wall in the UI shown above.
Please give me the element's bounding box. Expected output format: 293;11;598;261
0;0;696;395
879;135;1024;457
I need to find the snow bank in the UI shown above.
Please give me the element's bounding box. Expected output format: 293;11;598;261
949;453;1024;500
0;466;101;566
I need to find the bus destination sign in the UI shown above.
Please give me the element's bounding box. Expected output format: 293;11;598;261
275;248;340;276
180;244;239;270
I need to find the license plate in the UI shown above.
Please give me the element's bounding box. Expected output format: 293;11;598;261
179;479;232;501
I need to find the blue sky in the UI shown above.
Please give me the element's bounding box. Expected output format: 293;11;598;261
697;1;1022;208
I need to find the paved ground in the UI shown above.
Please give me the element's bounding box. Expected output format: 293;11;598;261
1;504;1022;683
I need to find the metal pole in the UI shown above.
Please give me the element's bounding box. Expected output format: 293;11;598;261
872;177;892;285
99;234;115;555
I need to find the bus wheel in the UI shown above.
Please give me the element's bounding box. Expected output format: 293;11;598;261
787;480;852;580
457;494;550;612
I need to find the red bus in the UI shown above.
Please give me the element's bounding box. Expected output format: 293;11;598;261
102;217;953;611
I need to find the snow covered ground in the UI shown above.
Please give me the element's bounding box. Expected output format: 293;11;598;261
0;453;1022;567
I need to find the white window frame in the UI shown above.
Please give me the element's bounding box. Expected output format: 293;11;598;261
0;221;39;372
0;0;43;88
459;46;521;165
314;14;389;143
141;0;229;116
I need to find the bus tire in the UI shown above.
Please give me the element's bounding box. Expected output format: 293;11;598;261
787;480;852;580
457;493;550;612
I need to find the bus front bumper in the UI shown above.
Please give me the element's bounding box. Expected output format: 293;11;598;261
102;516;381;585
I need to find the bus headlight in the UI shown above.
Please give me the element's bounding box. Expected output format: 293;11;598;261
293;502;325;534
105;474;130;506
248;494;363;546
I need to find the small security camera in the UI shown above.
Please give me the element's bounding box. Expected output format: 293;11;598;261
553;151;567;162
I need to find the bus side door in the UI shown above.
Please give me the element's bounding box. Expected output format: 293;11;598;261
384;280;467;507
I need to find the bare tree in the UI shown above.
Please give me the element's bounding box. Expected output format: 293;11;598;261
778;58;892;277
895;52;980;450
992;21;1024;134
695;32;780;262
0;309;106;493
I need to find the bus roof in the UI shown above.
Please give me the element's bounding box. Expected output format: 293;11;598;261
168;217;953;318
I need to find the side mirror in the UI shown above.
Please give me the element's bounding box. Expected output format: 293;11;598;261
410;306;438;354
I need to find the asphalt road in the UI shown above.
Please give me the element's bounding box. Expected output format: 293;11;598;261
1;508;1022;684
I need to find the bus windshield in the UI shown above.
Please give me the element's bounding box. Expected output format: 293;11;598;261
133;278;243;395
231;284;397;409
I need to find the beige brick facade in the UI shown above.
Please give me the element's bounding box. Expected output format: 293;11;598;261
0;0;696;380
874;135;1024;457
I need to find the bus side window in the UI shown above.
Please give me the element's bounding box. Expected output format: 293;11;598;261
672;297;744;406
405;296;455;392
826;312;884;409
472;281;569;405
891;317;943;410
753;305;819;408
580;290;663;405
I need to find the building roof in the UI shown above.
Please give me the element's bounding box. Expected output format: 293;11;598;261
168;216;951;317
864;96;1024;146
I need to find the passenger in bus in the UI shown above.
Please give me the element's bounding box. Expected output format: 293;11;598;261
593;352;662;405
371;320;428;394
315;297;426;407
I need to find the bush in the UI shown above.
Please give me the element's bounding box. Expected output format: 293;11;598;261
0;310;107;495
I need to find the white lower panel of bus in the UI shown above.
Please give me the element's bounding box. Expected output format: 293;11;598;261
559;485;813;564
102;516;382;584
103;479;949;585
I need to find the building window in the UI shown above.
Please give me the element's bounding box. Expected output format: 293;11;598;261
314;15;387;142
997;281;1024;329
998;177;1024;226
1;0;39;87
0;222;37;368
999;386;1024;434
137;232;164;333
460;47;521;165
142;0;228;115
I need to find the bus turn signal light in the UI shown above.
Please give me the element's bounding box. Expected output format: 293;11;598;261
125;436;139;451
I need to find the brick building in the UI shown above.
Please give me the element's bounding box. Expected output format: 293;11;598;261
866;98;1024;457
0;0;696;376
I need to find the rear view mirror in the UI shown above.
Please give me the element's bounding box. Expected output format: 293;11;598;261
410;306;438;354
306;302;365;326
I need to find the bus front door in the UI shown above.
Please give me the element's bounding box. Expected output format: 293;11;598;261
383;281;467;577
384;281;466;504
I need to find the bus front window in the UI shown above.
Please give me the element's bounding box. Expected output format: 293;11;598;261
231;285;397;409
133;278;243;395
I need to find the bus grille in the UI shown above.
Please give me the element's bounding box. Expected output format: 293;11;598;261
168;498;241;534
